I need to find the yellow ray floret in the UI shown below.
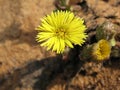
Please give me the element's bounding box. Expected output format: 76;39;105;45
36;10;87;53
92;39;111;61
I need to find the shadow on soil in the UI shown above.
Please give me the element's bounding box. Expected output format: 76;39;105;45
103;57;120;69
0;46;84;90
0;21;37;46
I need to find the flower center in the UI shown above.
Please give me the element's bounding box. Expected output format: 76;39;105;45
56;29;66;39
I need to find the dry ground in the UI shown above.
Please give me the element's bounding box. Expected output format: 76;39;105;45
0;0;120;90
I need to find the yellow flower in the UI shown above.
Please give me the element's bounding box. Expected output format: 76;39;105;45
36;10;87;53
92;39;111;61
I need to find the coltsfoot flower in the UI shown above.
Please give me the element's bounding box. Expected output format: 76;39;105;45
36;10;87;53
92;39;111;61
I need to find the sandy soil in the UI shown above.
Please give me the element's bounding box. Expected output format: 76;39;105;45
0;0;120;90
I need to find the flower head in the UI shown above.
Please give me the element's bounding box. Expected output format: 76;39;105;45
92;39;111;61
36;10;87;53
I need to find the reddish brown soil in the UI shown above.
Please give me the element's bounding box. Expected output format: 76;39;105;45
0;0;120;90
